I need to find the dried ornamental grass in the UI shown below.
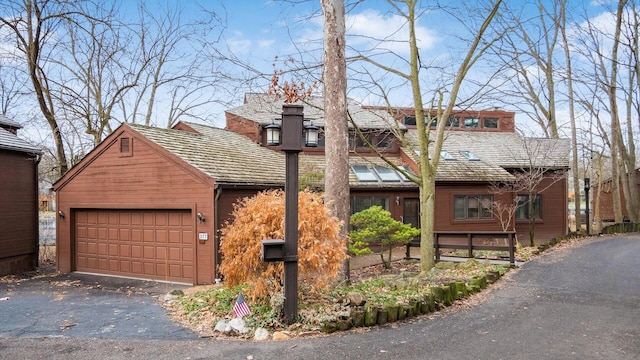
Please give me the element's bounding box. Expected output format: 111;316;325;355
219;189;347;300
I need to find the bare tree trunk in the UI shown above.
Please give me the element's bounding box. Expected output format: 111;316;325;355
608;0;627;223
321;0;350;282
559;0;581;231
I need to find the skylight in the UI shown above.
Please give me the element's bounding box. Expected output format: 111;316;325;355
440;150;456;160
351;165;378;182
460;151;481;161
373;165;402;182
351;165;408;183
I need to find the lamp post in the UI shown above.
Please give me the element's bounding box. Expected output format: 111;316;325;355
281;104;302;324
584;177;590;235
261;104;318;324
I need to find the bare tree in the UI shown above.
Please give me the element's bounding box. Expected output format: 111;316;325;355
124;3;227;129
0;65;28;115
352;0;502;272
493;0;564;139
321;0;350;282
0;0;76;176
557;0;583;231
573;0;639;223
54;2;147;146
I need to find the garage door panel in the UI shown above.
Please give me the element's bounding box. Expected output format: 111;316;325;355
182;230;193;244
109;259;119;271
97;243;108;255
75;209;194;283
143;246;154;258
183;248;193;261
120;261;130;272
168;230;181;243
97;212;108;225
156;230;167;243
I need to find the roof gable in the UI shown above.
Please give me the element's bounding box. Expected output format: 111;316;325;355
129;122;287;185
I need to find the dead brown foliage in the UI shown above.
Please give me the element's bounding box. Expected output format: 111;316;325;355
219;189;348;300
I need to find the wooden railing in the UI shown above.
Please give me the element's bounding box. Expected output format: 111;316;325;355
405;231;517;265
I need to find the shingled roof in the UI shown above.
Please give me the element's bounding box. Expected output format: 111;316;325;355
128;123;286;185
0;127;42;154
130;122;418;188
226;93;403;130
403;130;570;180
0;114;23;130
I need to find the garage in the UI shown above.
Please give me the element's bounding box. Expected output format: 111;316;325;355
74;209;194;284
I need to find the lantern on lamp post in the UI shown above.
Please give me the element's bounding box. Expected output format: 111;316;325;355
265;122;281;146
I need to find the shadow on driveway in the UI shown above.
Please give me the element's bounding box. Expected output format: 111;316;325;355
0;273;198;340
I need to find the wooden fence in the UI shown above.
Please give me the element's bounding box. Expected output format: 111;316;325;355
405;231;517;265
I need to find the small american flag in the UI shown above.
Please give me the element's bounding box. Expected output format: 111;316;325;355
233;293;251;318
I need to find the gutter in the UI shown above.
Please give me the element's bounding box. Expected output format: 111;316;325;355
33;153;42;270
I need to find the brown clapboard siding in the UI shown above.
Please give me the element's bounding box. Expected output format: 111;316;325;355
55;128;216;284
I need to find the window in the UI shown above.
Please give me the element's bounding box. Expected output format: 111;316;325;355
375;135;394;149
373;165;402;182
352;196;390;214
460;151;480;161
404;116;416;125
351;165;408;183
516;195;542;220
119;137;132;157
355;133;374;148
464;117;479;128
446;117;460;127
440;150;456;160
454;195;493;220
351;165;378;182
483;118;499;129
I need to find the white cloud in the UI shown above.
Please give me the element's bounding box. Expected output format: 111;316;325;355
293;8;439;57
258;39;275;49
346;9;438;55
225;31;252;55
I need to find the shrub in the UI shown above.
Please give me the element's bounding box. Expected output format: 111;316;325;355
219;189;348;300
350;206;420;269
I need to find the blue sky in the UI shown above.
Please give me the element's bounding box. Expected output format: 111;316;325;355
3;0;619;143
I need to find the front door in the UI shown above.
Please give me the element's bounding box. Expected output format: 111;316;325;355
403;198;420;228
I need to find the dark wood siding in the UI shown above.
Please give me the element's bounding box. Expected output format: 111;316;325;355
55;129;215;284
514;175;568;245
434;184;512;232
597;171;640;222
0;150;38;275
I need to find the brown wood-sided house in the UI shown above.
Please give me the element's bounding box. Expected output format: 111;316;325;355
0;115;42;276
595;166;640;223
53;93;570;285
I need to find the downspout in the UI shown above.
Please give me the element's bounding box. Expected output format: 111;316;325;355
33;153;42;269
214;184;222;281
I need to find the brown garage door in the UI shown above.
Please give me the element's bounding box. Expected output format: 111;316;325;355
75;209;194;283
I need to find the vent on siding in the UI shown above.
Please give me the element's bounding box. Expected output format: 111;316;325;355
120;137;133;157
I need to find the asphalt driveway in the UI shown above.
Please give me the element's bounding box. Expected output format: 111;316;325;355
0;273;197;340
1;234;639;359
